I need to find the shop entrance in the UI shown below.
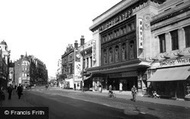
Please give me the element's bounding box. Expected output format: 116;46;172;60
107;76;137;91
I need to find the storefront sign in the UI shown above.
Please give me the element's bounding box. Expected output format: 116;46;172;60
92;40;96;61
109;71;137;78
138;18;143;49
160;57;190;67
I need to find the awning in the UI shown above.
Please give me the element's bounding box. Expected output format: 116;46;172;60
84;73;106;81
147;66;190;81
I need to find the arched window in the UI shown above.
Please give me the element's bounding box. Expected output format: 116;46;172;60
109;47;113;63
129;40;135;59
115;45;119;62
103;49;107;64
121;43;126;61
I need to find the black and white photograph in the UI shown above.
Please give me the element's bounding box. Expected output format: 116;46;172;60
0;0;190;119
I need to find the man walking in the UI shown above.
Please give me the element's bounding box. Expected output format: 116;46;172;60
131;85;137;102
0;87;5;106
16;84;23;99
7;84;13;100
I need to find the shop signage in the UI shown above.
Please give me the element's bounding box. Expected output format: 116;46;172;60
92;40;96;61
160;57;190;67
138;18;143;49
109;71;137;78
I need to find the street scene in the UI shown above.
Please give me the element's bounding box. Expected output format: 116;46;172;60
1;86;190;119
1;0;190;119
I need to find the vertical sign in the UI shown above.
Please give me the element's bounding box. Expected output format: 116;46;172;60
92;40;96;61
138;18;143;49
74;62;82;77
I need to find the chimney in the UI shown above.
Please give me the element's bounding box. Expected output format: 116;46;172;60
80;35;85;46
21;55;24;58
74;40;78;50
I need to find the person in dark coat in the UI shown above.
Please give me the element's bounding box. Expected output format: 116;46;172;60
16;84;23;99
0;87;5;106
131;85;137;102
7;84;13;100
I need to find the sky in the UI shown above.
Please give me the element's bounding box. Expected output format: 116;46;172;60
0;0;121;77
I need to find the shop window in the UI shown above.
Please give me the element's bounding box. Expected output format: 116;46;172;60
170;30;179;50
184;25;190;48
159;34;166;53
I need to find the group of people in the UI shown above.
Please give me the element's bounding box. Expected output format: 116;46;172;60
0;84;23;103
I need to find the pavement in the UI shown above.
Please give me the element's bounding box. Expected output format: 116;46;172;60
1;86;190;108
0;90;33;107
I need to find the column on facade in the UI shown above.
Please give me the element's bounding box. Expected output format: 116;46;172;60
88;56;91;68
152;35;160;57
165;32;172;52
85;57;87;69
178;28;185;50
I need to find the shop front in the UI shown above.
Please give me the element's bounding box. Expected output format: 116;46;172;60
148;57;190;99
86;60;149;93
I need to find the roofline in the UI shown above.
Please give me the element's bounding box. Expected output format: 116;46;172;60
89;0;139;31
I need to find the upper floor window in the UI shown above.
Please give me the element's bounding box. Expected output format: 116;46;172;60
103;49;107;64
184;25;190;48
121;43;126;61
109;47;113;63
158;34;166;53
115;46;119;62
170;30;179;50
129;40;135;59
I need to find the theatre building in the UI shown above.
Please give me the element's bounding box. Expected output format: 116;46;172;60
148;0;190;99
88;0;162;92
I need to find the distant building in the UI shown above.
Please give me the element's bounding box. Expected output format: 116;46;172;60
8;61;14;85
14;55;31;87
61;44;75;89
78;36;95;90
14;54;48;87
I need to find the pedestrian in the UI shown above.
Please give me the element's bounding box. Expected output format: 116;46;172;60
0;87;5;107
45;84;49;90
131;85;137;102
16;84;23;99
7;84;13;100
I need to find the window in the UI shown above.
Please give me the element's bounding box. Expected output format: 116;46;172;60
115;46;119;62
109;47;113;63
170;30;179;50
129;41;135;59
159;34;166;53
103;49;107;64
184;26;190;47
87;58;89;68
121;43;126;61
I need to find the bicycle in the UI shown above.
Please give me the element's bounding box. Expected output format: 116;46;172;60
108;91;116;98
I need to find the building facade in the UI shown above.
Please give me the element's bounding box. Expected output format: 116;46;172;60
0;40;10;89
14;55;30;87
78;36;95;90
88;0;163;93
61;44;75;89
148;0;190;98
14;54;48;88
